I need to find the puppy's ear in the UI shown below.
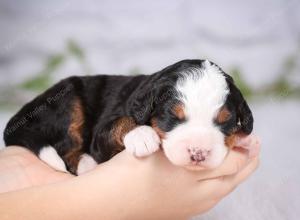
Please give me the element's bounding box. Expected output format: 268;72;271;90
237;99;253;134
129;87;155;124
127;77;160;124
225;75;253;135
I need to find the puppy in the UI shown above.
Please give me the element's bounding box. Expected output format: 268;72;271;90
4;59;255;175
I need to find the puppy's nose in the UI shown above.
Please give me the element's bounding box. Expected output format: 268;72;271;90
188;148;210;163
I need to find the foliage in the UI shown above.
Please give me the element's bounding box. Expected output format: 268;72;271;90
229;46;300;100
20;40;89;92
230;67;253;98
0;39;299;111
20;54;65;91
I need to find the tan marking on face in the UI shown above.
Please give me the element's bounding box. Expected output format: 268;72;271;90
172;103;185;120
225;134;238;149
151;118;165;139
64;98;85;174
216;106;231;124
111;117;137;154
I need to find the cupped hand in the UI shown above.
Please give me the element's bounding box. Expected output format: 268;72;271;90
96;139;259;219
0;146;73;193
0;134;260;219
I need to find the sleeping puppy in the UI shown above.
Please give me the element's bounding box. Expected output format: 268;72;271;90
3;59;257;175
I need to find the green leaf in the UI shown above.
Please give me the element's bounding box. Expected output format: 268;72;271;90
230;67;253;98
19;54;65;92
128;67;142;76
45;54;65;73
67;40;85;60
20;74;52;91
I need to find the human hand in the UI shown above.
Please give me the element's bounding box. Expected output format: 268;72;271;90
0;134;260;220
0;146;73;193
92;136;259;220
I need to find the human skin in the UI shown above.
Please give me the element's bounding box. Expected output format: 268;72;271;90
0;141;259;220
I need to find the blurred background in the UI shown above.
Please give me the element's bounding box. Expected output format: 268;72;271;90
0;0;299;219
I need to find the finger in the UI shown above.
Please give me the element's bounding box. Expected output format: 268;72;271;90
235;134;261;158
248;136;261;158
196;157;259;199
220;157;259;197
225;157;259;186
197;148;250;180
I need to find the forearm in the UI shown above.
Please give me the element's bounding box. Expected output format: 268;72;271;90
0;162;139;220
0;147;185;220
0;147;72;193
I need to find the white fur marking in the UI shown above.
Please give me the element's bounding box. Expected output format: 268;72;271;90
77;154;97;175
39;146;68;172
124;125;160;157
176;61;229;122
162;60;230;168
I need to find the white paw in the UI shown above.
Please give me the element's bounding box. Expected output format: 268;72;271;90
77;154;98;175
39;146;68;173
123;125;160;157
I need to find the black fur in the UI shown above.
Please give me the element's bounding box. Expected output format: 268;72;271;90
3;59;253;174
216;74;253;135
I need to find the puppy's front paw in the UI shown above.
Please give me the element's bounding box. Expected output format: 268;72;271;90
123;125;161;157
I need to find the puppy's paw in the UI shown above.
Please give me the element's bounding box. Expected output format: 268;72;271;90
77;154;97;175
124;125;161;157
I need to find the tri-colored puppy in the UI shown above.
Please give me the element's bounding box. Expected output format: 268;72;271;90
4;59;256;175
